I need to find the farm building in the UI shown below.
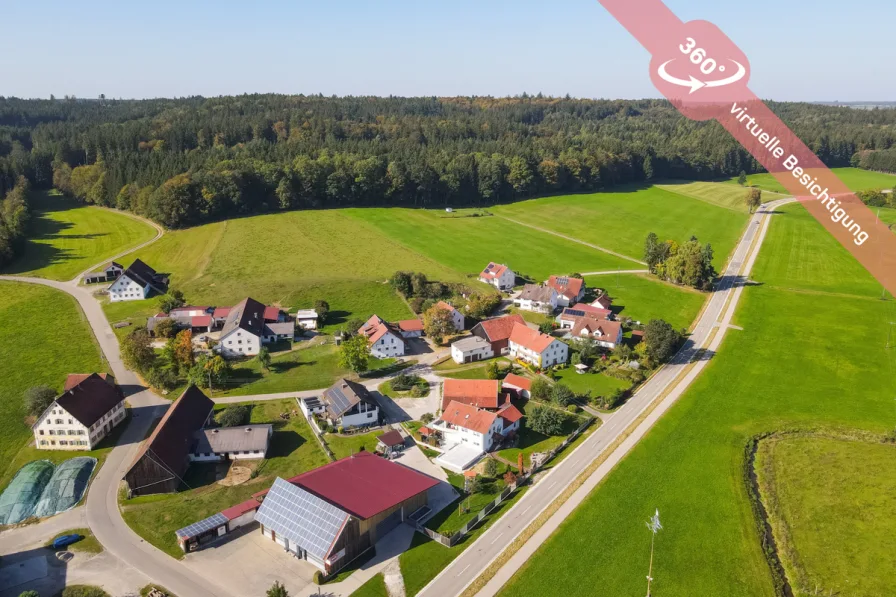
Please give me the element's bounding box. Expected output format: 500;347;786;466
470;314;526;357
450;335;494;364
253;451;439;574
124;385;214;497
108;259;168;302
441;378;503;412
189;425;273;462
32;373;126;451
396;318;425;338
82;261;123;284
502;373;532;399
295;309;319;330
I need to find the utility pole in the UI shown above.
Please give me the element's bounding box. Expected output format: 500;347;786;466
645;509;662;597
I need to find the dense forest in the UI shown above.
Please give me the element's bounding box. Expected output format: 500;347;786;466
1;94;896;229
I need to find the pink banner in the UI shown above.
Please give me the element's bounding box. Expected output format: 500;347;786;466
600;0;896;295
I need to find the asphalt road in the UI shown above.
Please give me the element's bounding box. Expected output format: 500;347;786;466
419;198;794;597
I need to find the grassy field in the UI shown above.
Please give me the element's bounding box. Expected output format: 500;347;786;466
0;283;106;485
425;465;512;536
656;180;785;211
756;434;896;597
121;399;329;557
489;184;748;267
350;573;388;597
552;366;631;398
497;200;896;596
585;273;706;330
497;400;588;467
2;191;156;281
722;167;896;194
324;431;382;459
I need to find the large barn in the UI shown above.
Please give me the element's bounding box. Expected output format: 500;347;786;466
253;451;439;574
124;385;214;496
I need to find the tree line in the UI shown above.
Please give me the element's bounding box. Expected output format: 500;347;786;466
0;176;31;266
1;95;895;228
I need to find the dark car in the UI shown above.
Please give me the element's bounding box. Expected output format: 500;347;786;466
51;534;82;550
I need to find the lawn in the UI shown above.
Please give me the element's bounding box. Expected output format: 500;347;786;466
585;273;706;330
507;307;551;326
325;431;382;459
350;573;388;597
121;399;329;558
721;167;896;194
425;465;511;536
116;209;472;333
0;282;106;486
496;400;588;468
44;527;103;554
489;184;748;267
497;195;896;597
377;375;429;398
656;180;785;211
552;366;631;399
2;191;157;281
755;434;896;597
345;207;637;281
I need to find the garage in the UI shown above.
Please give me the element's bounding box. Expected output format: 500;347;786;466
375;508;403;539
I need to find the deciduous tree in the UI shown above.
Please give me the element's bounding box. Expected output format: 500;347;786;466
339;334;370;374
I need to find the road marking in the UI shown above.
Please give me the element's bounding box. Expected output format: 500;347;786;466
490;532;505;545
521;505;532;516
457;564;471;576
548;481;557;490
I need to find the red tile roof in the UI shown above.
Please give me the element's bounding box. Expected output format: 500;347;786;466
221;498;260;521
570;318;622;343
565;303;612;318
591;294;612;309
480;262;508;280
435;301;456;312
509;323;556;353
501;373;531;391
440;400;499;434
283;451;439;520
64;373;112;392
397;319;424;332
497;403;524;427
475;314;526;342
442;378;501;411
418;426;434;435
263;306;281;321
191;315;212;328
547;276;584;300
213;307;231;318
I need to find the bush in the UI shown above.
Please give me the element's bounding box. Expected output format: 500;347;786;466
18;592;40;597
215;405;249;427
153;317;179;339
528;405;567;436
337;426;345;434
421;412;435;424
145;365;178;391
24;385;57;417
410;383;428;397
566;404;580;413
310;571;323;586
314;300;330;325
268;580;291;597
551;383;575;406
529;377;552;402
391;373;416;391
483;458;498;478
62;586;111;597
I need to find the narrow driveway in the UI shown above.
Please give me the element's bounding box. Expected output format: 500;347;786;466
419;199;794;597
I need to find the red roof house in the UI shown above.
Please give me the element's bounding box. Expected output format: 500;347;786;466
471;314;526;355
442;378;501;411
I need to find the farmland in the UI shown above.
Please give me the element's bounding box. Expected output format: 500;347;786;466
497;202;896;597
488;183;749;266
586;273;706;330
755;433;896;596
2;191;157;281
0;282;106;485
723;167;896;194
656;180;785;211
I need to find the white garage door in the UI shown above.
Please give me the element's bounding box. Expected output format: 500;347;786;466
276;535;289;549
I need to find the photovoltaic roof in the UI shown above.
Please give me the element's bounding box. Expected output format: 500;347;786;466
565;309;586;318
176;512;228;539
253;477;349;560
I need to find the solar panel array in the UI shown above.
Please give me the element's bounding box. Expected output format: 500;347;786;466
556;276;568;285
325;385;353;414
176;512;228;539
254;477;348;559
565;309;586;318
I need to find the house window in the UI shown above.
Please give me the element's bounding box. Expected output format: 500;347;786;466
51;440;56;446
48;430;55;435
39;430;44;435
367;412;373;418
40;440;47;446
60;440;68;446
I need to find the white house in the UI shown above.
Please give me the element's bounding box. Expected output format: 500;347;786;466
216;298;295;357
435;301;465;331
108;259;167;302
295;309;319;330
359;315;405;359
432;400;504;453
82;261;123;285
478;262;515;291
546;276;586;307
562;317;623;349
557;305;613;329
32;373;126;451
508;323;569;368
515;284;560;314
450;335;494;364
321;379;379;429
189;425;272;462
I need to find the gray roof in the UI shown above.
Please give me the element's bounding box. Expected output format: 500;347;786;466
176;513;228;540
264;322;295;336
254;477;349;560
124;259;167;293
192;425;272;455
322;379;374;419
519;284;556;303
452;335;491;352
220;297;266;338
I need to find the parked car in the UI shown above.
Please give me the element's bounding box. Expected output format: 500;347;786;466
51;534;82;550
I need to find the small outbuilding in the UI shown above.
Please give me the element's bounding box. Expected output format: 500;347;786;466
376;430;406;456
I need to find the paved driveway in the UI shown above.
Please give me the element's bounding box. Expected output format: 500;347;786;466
391;445;458;519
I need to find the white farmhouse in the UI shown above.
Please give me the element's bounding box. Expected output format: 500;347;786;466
321;379;379;429
561;316;624;349
216;297;295;357
515;284;560;314
508;323;569;368
478;262;515;291
431;400;523;472
32;373;126;451
450;335;494;364
108;259;167;302
546;275;586;307
358;315;405;358
435;301;465;331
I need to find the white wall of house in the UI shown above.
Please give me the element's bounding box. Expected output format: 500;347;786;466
503;419;521;435
189;449;267;462
33;401;126;450
297;318;318;330
447;309;464;331
108;275;150;302
435;416;504;451
217;329;261;357
509;338;569;368
516;293;558;313
370;332;404;358
451;343;494;364
335;403;379;428
480;268;515;291
400;329;423;339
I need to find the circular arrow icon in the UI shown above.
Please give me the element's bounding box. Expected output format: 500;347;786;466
657;59;746;94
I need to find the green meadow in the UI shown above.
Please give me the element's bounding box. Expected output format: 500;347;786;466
2;191;157;281
498;202;896;597
489;183;749;267
585;273;706;331
723;167;896;195
0;283;106;486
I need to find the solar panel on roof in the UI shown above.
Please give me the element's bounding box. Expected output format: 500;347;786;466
326;385;353;414
565;309;586;317
254;477;348;560
176;512;228;539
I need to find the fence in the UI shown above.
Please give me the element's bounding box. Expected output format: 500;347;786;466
295;398;336;461
417;416;594;547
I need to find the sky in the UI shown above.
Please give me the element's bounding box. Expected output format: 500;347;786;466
2;0;893;101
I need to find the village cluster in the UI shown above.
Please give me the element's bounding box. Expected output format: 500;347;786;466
17;258;633;583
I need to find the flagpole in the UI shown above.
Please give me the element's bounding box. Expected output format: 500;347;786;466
645;509;662;597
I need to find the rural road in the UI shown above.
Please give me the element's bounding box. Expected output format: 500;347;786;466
418;198;795;597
